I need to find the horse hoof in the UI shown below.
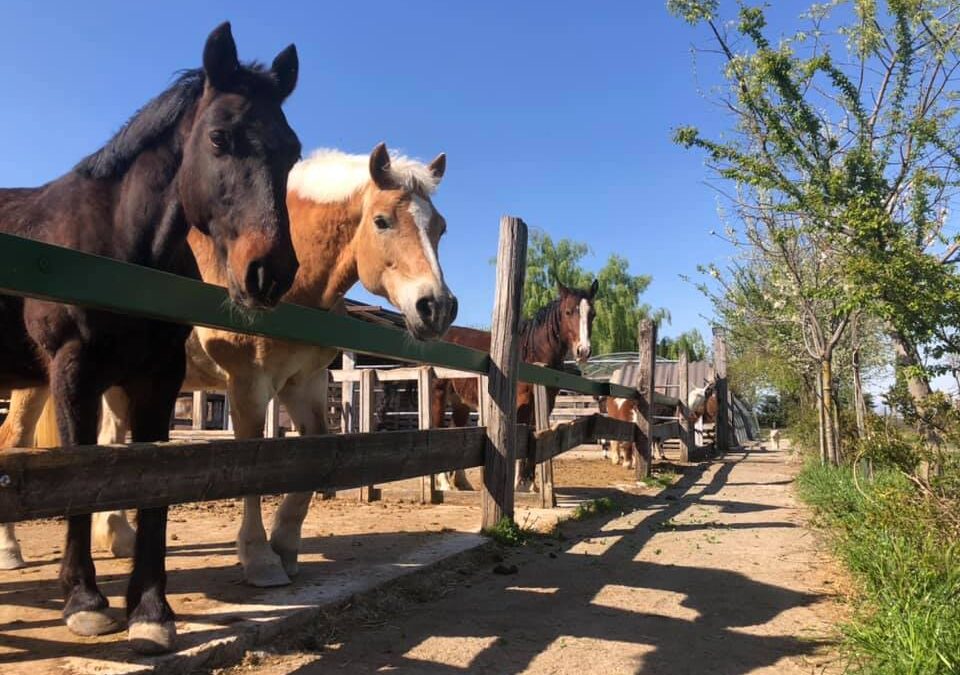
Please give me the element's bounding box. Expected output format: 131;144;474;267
270;545;300;579
129;621;176;655
0;547;26;570
243;561;291;588
66;610;122;637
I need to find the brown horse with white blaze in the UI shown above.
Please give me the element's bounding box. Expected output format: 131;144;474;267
431;281;598;490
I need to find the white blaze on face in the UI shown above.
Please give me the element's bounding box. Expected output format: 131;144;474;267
399;194;448;322
578;298;591;356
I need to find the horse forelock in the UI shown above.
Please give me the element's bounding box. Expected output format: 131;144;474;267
288;148;440;204
74;63;281;180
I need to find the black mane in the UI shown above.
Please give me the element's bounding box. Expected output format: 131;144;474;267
74;63;281;180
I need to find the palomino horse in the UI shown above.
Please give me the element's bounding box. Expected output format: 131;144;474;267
87;144;455;588
430;281;598;490
0;23;301;653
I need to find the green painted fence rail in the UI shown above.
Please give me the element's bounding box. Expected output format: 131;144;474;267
0;233;640;399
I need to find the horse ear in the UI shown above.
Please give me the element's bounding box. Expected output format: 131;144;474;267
369;142;395;189
271;44;299;100
589;279;599;298
428;153;446;181
555;277;570;296
203;22;239;91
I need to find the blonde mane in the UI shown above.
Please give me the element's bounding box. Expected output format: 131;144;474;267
288;148;440;204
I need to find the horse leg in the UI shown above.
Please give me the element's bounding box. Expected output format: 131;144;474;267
270;371;327;578
445;401;474;491
46;343;119;638
611;440;623;466
0;386;48;569
92;386;136;558
228;375;290;587
120;355;184;655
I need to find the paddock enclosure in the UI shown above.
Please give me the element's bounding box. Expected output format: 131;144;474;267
0;217;739;669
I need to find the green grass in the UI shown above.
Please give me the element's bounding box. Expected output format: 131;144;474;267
570;497;618;521
483;516;529;547
797;461;960;674
639;471;679;489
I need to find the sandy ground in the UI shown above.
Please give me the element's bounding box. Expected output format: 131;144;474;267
0;445;846;674
217;443;847;674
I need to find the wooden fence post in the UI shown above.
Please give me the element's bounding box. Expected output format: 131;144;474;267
533;384;555;508
192;391;208;430
265;397;281;438
678;352;693;463
358;368;380;502
713;326;730;455
481;216;527;530
635;319;657;480
418;366;441;504
340;351;357;433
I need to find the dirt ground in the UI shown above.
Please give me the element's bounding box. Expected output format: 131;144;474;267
0;445;846;674
222;443;847;674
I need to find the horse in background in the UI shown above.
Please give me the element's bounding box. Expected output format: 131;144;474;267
431;281;598;490
0;23;301;653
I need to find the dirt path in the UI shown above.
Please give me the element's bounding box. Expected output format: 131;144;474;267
222;444;845;674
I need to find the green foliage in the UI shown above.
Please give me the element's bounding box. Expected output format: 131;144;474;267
483;516;528;547
755;394;786;428
519;230;668;354
570;497;618;520
657;329;707;361
798;461;960;673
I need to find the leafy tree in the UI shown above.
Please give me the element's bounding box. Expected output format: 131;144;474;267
657;329;708;361
670;0;960;459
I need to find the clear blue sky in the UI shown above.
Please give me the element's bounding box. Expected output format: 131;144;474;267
0;1;745;343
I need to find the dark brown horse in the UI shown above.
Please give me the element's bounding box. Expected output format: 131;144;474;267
430;280;598;489
0;23;300;654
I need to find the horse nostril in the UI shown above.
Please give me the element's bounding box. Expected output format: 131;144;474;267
416;296;435;323
449;296;459;324
245;259;271;300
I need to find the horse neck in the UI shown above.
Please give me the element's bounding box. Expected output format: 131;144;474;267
522;304;566;368
282;189;366;309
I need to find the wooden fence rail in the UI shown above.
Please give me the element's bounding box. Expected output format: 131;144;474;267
0;414;635;523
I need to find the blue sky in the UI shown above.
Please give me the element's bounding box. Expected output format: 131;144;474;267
0;1;749;342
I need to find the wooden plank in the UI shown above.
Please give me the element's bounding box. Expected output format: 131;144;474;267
678;352;693;463
590;414;639;443
713;327;730;455
481;216;527;530
191;391;208;431
417;367;441;504
0;427;527;522
531;416;595;464
635;319;657;480
533;384;555;508
357;368;380;502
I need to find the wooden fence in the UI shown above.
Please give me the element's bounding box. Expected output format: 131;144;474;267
0;216;705;530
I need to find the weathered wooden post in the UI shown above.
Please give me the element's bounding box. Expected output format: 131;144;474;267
713;326;730;455
678;351;694;463
635;319;657;480
192;391;208;430
481;216;527;530
340;351;357;433
358;368;380;502
418;366;441;504
533;384;555;508
265;397;281;438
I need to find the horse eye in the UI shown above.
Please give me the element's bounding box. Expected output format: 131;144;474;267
210;130;229;151
374;215;391;230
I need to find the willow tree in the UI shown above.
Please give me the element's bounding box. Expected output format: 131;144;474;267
670;0;960;436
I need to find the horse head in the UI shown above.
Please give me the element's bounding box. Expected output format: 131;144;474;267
556;279;598;364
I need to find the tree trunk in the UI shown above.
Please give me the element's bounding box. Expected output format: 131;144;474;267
816;370;827;465
891;330;932;402
821;358;839;465
852;346;867;439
